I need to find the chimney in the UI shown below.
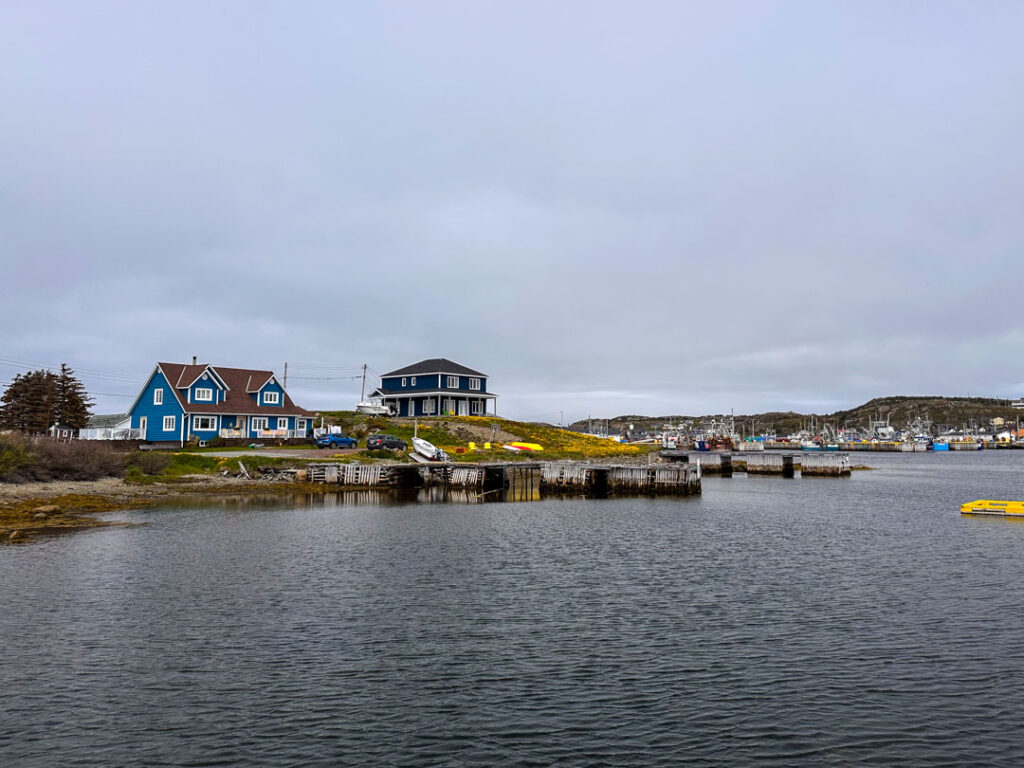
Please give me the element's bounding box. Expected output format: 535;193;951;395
192;355;197;365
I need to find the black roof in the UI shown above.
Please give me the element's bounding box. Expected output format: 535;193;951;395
382;358;485;377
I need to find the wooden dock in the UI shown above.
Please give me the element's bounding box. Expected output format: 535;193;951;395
541;463;701;496
657;451;851;478
303;461;699;498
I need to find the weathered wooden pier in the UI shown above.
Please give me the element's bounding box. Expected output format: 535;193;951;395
541;463;701;496
745;453;796;477
302;460;700;498
800;453;851;476
658;451;851;477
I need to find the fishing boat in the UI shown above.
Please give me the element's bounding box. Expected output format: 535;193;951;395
412;436;449;462
355;363;395;415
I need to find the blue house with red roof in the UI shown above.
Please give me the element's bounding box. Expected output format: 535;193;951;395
128;360;314;444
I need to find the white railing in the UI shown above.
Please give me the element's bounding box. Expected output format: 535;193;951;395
218;429;309;439
79;428;142;440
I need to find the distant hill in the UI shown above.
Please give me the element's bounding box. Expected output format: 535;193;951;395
569;396;1022;436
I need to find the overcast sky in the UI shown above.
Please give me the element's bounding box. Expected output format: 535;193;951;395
2;1;1022;423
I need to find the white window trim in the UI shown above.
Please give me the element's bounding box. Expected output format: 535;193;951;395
471;401;483;415
263;391;280;405
194;387;213;402
277;417;288;430
401;377;407;386
447;376;459;388
154;389;163;405
296;419;306;431
193;415;217;431
162;415;176;431
411;376;416;385
423;399;436;414
469;378;481;391
252;417;269;431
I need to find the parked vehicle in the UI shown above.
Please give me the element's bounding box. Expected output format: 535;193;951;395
366;434;408;451
316;434;357;449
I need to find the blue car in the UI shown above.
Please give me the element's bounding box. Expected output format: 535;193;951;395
315;434;357;449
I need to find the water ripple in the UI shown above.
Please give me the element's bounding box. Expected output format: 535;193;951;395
5;453;1024;765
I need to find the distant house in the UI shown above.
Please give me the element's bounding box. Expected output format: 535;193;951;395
128;361;314;444
371;358;497;417
48;424;75;442
79;413;132;440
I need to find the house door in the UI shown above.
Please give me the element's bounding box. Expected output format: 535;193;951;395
139;416;147;438
458;400;468;416
239;417;247;435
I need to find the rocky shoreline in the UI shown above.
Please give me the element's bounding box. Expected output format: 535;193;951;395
0;476;325;544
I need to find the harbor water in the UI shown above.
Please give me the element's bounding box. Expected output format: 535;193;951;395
4;451;1024;766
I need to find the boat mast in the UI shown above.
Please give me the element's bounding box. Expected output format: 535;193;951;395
360;363;367;401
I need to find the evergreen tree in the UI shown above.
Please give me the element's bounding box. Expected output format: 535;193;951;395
55;363;94;429
0;370;58;432
0;365;92;433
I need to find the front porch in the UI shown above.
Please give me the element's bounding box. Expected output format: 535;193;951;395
382;393;496;418
218;428;308;439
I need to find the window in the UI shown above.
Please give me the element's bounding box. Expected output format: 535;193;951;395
401;377;407;387
471;401;483;415
447;376;459;388
193;416;216;431
423;399;436;414
277;418;288;430
469;378;481;391
153;389;163;405
296;419;306;432
194;387;213;402
411;377;416;386
263;391;280;405
252;417;269;432
162;415;175;431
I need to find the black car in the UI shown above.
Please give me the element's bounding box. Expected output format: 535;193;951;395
366;434;408;451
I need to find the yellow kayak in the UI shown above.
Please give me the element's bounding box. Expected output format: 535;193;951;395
506;442;543;452
960;499;1024;516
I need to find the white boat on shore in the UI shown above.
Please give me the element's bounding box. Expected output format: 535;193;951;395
356;400;394;416
355;363;394;415
412;436;449;462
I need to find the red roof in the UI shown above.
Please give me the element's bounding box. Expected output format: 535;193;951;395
158;362;314;417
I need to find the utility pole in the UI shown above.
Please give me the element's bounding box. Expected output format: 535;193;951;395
283;362;288;390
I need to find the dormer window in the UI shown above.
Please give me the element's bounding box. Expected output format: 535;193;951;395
447;376;459;388
195;388;213;402
263;391;280;405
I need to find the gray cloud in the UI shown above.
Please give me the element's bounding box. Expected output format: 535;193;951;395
2;1;1023;422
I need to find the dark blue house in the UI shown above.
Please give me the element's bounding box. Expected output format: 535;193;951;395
372;358;497;417
128;361;314;444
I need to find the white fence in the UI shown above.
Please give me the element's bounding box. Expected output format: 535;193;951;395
79;428;142;440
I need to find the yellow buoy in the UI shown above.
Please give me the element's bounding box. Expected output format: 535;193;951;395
960;499;1024;516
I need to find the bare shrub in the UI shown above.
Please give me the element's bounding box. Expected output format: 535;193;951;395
126;451;172;475
0;434;126;482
